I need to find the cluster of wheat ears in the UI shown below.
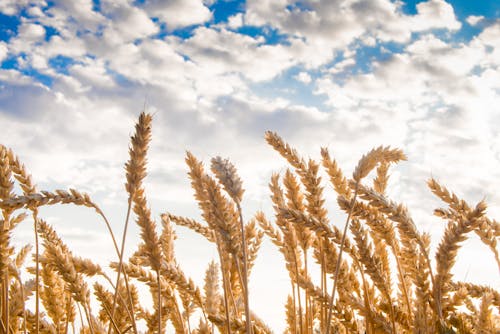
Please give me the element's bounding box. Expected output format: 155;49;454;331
0;112;499;334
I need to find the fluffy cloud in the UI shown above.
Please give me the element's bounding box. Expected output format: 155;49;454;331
143;0;212;30
294;71;312;84
0;43;7;62
466;15;485;26
18;23;46;41
0;0;34;15
227;13;244;29
245;0;461;68
69;59;116;89
102;1;159;43
317;31;494;107
174;26;304;81
52;0;104;28
411;0;461;31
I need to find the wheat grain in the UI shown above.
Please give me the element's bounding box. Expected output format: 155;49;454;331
162;213;215;243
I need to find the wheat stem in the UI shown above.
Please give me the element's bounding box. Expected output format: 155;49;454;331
33;212;39;334
157;270;162;334
236;203;252;334
325;181;358;334
214;233;232;334
109;199;133;334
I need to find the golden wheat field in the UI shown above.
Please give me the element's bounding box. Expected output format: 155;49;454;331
0;112;498;334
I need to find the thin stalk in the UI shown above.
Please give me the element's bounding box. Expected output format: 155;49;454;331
0;318;5;334
17;274;27;334
320;241;326;333
83;302;95;334
233;256;246;310
359;267;374;334
186;313;191;334
387;301;397;334
215;233;232;334
303;249;310;334
227;284;238;320
157;271;161;334
77;303;85;331
64;297;71;334
1;280;6;334
95;208;137;334
291;281;297;334
95;208;120;260
391;243;413;323
292;248;303;334
5;270;9;334
34;213;39;334
325;181;359;334
171;293;186;334
109;199;133;334
100;300;121;334
102;273;136;328
2;212;10;334
236;203;251;334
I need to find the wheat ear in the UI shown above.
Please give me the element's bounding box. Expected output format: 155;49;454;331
326;146;406;334
434;200;487;325
161;213;215;242
204;260;221;320
211;156;252;334
185;152;232;334
111;112;152;334
0;145;13;334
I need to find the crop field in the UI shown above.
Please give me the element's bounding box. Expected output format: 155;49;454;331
0;112;499;333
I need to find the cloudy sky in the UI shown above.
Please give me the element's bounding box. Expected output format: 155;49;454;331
1;0;499;330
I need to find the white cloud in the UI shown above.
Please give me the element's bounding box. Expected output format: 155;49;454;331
227;13;244;29
294;71;312;84
360;34;377;47
0;43;8;63
406;34;484;76
0;68;37;86
102;2;158;43
144;0;212;30
243;0;462;71
411;0;461;31
69;59;116;89
466;15;484;26
26;5;45;17
328;57;355;74
18;23;46;42
317;32;495;112
0;0;33;15
475;22;500;50
46;35;88;58
52;0;104;27
175;26;303;81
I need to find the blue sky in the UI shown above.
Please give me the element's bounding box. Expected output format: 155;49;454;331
1;0;500;331
1;0;499;106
